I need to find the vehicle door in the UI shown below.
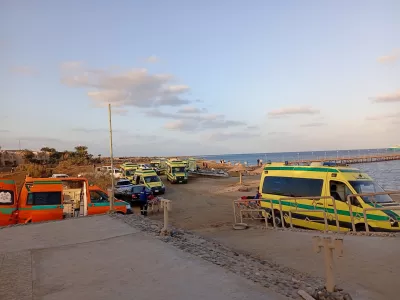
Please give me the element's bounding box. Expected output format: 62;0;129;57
88;189;110;215
327;179;362;231
20;181;64;223
0;179;18;226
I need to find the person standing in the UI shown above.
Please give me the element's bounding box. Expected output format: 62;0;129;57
139;186;148;216
257;159;260;166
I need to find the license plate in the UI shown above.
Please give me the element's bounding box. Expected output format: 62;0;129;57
179;181;182;183
155;190;159;193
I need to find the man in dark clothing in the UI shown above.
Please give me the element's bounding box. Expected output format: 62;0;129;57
139;186;148;216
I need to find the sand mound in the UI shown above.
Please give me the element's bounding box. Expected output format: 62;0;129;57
248;166;263;175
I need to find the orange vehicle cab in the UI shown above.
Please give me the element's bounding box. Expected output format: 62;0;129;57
17;177;131;224
0;178;19;226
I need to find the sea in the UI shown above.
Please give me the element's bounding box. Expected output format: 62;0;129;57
199;149;400;190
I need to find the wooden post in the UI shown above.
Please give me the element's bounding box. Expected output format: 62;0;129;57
312;236;343;292
239;172;242;184
160;199;172;233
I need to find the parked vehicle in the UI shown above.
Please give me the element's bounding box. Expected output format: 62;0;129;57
120;162;138;182
0;178;18;226
166;159;188;183
133;169;165;194
259;162;400;232
114;179;134;194
2;176;132;226
114;184;154;205
51;174;69;178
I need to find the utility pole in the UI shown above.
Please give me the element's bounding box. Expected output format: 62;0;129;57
108;104;115;211
19;140;21;150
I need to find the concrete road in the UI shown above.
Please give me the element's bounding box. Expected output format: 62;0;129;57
0;216;285;300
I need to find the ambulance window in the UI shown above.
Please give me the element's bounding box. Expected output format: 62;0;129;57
27;192;62;205
262;176;323;197
330;181;352;202
0;190;14;205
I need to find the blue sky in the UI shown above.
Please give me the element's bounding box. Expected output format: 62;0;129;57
1;0;399;156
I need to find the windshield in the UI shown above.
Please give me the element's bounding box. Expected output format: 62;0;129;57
172;167;186;173
0;190;14;205
144;176;160;183
117;180;131;186
125;170;135;176
97;190;109;201
349;181;393;204
150;163;159;167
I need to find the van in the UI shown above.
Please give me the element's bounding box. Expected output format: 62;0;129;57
187;158;197;172
51;174;69;178
16;177;131;224
133;169;165;194
166;159;188;184
259;163;400;232
120;163;138;182
0;178;18;226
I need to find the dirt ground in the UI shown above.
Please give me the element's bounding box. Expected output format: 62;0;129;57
149;174;400;300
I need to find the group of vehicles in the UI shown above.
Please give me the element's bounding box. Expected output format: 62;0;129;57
4;157;395;233
256;162;400;232
0;176;132;227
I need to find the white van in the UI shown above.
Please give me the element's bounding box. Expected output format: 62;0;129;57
51;174;69;178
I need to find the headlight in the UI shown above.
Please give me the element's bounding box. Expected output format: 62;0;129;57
126;204;131;210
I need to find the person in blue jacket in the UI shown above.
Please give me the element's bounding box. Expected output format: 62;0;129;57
139;186;148;216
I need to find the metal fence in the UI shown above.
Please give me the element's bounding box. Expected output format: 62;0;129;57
233;191;400;233
346;191;400;233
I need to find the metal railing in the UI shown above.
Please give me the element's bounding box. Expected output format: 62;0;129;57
233;198;268;228
346;191;400;232
233;196;340;232
275;196;340;233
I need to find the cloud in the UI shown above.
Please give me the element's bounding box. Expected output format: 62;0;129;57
164;118;246;132
366;112;400;121
268;106;320;117
148;109;222;121
164;120;198;131
60;61;83;70
207;132;259;141
371;91;400;103
61;67;191;108
18;136;63;143
0;130;10;133
377;50;400;64
145;55;159;63
177;106;207;114
9;66;37;76
246;125;259;130
300;122;327;127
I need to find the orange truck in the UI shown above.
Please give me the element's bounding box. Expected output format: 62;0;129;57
0;177;131;226
0;178;19;226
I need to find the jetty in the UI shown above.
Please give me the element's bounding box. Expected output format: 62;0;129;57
289;153;400;165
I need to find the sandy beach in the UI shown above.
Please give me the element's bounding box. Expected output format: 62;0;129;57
145;174;400;300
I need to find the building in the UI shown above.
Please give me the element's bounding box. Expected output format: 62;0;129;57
0;150;50;167
0;150;24;167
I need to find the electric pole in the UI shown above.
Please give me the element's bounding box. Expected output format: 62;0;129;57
108;103;115;211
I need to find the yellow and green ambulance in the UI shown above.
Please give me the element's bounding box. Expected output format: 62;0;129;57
259;163;399;232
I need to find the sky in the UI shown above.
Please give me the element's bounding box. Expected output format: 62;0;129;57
0;0;399;156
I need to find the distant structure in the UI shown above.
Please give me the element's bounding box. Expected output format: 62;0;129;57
0;150;50;167
0;150;24;167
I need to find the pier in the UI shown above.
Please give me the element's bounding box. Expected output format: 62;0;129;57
289;153;400;165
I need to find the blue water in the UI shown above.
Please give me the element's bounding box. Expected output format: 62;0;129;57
200;149;392;166
199;149;400;190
